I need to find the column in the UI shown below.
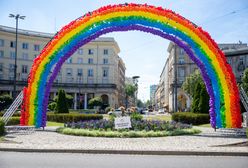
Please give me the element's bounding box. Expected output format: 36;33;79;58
9;91;13;97
84;93;87;109
74;92;77;110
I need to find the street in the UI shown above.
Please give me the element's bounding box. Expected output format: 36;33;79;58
0;152;247;168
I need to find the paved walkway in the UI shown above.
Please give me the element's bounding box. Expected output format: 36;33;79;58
0;126;247;154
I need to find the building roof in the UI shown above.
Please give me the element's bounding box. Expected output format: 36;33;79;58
0;25;120;52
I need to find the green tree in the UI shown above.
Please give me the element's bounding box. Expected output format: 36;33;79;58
137;99;144;108
56;89;69;113
241;68;248;95
182;70;203;97
191;82;201;113
198;83;210;113
0;94;13;111
88;96;103;109
124;84;137;108
54;94;73;108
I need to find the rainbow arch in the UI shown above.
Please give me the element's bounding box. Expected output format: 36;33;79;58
20;3;242;128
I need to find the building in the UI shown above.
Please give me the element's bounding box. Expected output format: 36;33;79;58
157;42;248;112
0;25;126;109
149;84;157;106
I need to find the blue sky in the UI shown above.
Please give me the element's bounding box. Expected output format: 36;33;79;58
0;0;247;101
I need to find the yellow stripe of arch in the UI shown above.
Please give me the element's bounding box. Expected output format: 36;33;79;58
29;10;231;127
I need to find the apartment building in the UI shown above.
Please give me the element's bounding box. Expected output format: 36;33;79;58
156;42;248;112
0;25;126;109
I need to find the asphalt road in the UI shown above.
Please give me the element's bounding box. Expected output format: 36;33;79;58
0;152;247;168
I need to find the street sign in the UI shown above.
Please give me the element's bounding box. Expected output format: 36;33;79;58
114;116;131;129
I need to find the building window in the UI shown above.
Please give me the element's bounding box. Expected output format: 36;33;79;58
77;58;83;64
66;68;72;76
88;58;93;64
103;58;108;64
22;43;29;49
78;49;83;55
103;69;108;77
178;57;185;64
22;65;28;74
103;49;108;55
0;63;3;72
179;48;184;55
77;69;83;76
34;44;40;51
88;69;93;77
10;41;16;48
227;57;232;65
10;51;16;59
9;64;15;72
88;49;94;55
178;67;185;77
22;53;28;60
66;57;73;64
34;54;37;58
0;50;4;58
0;39;4;47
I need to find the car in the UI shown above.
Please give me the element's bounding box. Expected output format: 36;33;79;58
107;109;122;116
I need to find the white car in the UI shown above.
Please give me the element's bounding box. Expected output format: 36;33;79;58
107;109;122;116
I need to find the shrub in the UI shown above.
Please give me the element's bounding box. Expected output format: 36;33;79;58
48;102;57;111
6;117;20;125
88;97;103;109
0;120;5;136
172;112;210;125
0;94;13;111
56;89;69;113
47;113;103;123
105;107;112;113
130;112;143;121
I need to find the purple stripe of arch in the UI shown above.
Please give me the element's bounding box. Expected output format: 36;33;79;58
41;25;215;127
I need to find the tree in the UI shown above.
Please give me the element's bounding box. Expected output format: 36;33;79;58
182;70;204;98
0;94;13;111
56;89;69;113
124;84;137;108
137;99;144;108
88;96;103;109
54;94;73;108
241;68;248;95
191;82;201;113
198;83;210;113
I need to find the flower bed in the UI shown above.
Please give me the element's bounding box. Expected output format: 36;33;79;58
57;119;200;138
65;119;192;131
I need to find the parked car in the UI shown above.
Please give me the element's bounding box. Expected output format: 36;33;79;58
107;109;122;116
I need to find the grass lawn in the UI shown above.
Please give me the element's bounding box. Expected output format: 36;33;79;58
198;123;211;127
46;121;64;127
144;115;172;122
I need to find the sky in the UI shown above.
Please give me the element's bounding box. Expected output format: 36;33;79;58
0;0;247;102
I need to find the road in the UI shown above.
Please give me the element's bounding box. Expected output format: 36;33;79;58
0;152;247;168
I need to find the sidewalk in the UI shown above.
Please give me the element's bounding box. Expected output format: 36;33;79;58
0;126;247;156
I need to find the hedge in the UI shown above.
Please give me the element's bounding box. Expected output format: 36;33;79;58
172;112;210;125
47;113;103;123
1;114;103;126
0;120;5;136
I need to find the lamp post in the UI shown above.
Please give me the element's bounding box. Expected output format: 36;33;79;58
9;14;25;99
132;76;140;106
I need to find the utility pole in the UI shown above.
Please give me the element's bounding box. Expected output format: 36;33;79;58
9;14;25;99
174;44;178;112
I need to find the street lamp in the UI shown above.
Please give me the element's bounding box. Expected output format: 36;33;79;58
9;14;25;98
132;76;140;106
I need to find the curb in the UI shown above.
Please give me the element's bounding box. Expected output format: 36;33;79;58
0;148;248;156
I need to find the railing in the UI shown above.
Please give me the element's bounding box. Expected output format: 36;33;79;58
2;90;23;125
239;86;248;112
